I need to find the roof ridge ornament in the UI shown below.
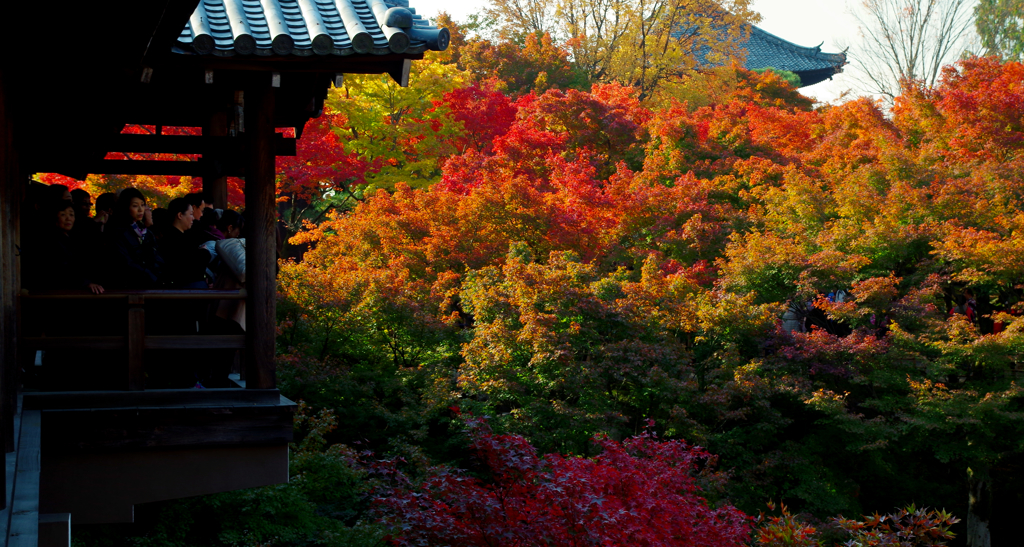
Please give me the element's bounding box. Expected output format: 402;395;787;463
384;6;413;28
406;23;449;50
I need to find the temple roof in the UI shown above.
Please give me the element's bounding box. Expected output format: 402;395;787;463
176;0;450;57
740;25;846;86
682;21;847;88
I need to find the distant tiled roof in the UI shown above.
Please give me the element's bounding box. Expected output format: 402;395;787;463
741;26;846;75
683;22;846;87
176;0;450;57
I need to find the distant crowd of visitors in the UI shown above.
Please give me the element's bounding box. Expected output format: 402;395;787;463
781;287;1002;339
22;184;248;389
23;184;246;301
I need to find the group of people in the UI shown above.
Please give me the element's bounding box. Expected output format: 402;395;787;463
25;184;246;297
23;184;250;389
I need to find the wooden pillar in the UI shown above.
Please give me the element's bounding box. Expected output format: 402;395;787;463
0;68;20;464
204;111;229;209
2;174;20;450
243;86;276;390
0;66;12;510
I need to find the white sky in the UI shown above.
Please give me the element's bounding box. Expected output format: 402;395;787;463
410;0;862;103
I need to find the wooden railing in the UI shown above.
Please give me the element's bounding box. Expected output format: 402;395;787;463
20;289;247;391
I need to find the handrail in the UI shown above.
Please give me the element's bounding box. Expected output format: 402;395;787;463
19;289;248;391
22;335;246;350
21;289;246;300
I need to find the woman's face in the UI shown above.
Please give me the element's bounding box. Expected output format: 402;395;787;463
143;206;153;228
129;197;146;223
56;207;75;232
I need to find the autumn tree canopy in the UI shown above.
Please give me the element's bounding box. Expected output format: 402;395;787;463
54;11;1024;543
267;56;1024;547
482;0;760;99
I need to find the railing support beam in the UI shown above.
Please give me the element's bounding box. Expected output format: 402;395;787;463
127;295;145;391
243;85;277;390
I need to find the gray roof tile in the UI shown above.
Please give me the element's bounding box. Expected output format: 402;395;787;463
682;22;847;86
177;0;449;57
741;26;846;74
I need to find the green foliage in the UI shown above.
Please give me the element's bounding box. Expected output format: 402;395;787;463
327;57;470;193
755;503;959;546
76;56;1024;546
753;67;803;89
268;58;1024;536
754;502;822;546
834;505;959;546
72;405;387;547
975;0;1024;60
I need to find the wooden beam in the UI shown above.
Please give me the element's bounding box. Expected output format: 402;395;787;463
0;67;14;493
40;404;295;453
21;335;247;351
127;295;145;391
142;0;205;66
165;53;424;73
388;59;412;87
22;289;246;300
107;135;234;155
20;337;125;351
38;513;70;547
98;134;295;156
244;86;278;390
205;111;230;209
1;70;20;459
60;159;209;177
145;335;245;350
41;134;295;178
23;388;282;410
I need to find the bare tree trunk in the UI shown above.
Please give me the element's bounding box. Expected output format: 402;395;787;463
967;466;993;547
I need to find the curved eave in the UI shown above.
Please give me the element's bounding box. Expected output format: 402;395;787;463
746;26;846;64
742;25;847;87
792;67;843;88
174;41;433;56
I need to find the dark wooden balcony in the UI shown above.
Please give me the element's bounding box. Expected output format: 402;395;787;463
0;0;448;540
14;290;295;526
20;289;249;391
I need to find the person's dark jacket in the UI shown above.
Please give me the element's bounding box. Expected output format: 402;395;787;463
24;227;96;290
185;223;223;248
158;227;211;289
105;222;162;289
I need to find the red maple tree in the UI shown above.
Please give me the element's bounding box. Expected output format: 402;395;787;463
373;417;751;547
